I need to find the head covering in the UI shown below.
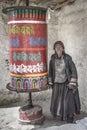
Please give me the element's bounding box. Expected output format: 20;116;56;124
53;41;64;50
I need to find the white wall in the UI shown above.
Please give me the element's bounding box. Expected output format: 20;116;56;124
54;0;87;112
0;13;21;105
0;0;87;112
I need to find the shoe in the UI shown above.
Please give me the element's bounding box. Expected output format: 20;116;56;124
53;114;57;119
61;116;63;121
67;115;74;123
53;115;60;120
61;116;66;121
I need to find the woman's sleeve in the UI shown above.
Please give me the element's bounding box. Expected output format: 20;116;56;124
68;57;78;82
48;59;53;83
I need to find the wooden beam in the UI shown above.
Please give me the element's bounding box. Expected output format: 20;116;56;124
52;0;75;10
29;0;42;5
0;0;15;3
26;0;29;6
14;0;21;6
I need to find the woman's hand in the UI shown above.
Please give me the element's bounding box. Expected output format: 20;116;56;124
67;84;73;89
48;82;53;89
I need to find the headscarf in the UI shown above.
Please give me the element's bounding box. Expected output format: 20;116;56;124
53;41;64;50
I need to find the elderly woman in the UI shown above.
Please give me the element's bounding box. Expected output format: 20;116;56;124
49;41;80;123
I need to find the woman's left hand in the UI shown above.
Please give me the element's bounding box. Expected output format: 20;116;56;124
67;84;73;89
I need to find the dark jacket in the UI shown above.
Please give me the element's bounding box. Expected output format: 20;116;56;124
49;53;81;116
49;53;78;84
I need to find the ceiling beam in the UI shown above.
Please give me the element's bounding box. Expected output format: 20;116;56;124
50;0;75;10
14;0;21;6
0;0;76;10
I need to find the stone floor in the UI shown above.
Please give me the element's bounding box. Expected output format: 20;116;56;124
0;96;87;130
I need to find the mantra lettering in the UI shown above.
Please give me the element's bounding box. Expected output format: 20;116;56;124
9;36;47;47
10;62;47;73
8;25;34;35
13;52;41;61
29;36;46;46
10;37;20;47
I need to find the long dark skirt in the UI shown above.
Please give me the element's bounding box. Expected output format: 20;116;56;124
50;82;81;118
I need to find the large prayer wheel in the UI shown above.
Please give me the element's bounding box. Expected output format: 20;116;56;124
3;6;48;92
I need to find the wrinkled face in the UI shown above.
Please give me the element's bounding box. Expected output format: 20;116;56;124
55;44;63;57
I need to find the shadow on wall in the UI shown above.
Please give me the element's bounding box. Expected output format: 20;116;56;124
0;88;51;108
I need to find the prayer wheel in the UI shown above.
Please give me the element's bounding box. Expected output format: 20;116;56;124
3;6;48;92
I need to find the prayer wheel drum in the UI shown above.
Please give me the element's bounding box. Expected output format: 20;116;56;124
4;6;48;92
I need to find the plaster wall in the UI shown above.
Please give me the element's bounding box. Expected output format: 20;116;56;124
46;0;87;112
50;0;87;112
0;0;87;113
0;14;21;105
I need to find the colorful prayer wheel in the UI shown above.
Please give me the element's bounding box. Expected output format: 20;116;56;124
4;6;48;92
